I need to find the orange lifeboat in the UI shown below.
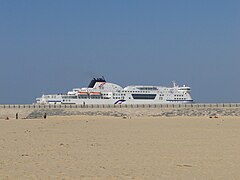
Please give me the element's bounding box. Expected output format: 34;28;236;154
89;92;101;95
78;91;88;95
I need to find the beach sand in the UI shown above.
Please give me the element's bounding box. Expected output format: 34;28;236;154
0;115;240;179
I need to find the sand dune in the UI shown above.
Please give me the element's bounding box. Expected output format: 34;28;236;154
1;116;240;179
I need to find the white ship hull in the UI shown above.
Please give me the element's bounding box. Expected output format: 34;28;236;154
36;77;193;105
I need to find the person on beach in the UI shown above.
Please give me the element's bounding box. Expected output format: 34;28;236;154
43;113;47;119
16;113;18;119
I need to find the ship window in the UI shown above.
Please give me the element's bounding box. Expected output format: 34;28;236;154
132;94;156;100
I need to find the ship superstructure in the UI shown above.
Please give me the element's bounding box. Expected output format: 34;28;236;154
36;77;193;105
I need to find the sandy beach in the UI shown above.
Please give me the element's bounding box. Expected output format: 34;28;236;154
1;115;240;179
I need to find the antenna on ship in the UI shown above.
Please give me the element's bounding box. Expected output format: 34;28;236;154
172;81;177;87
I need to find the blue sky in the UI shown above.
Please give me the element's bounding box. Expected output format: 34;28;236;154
0;0;240;104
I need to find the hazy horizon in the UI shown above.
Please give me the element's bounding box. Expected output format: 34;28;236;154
0;0;240;104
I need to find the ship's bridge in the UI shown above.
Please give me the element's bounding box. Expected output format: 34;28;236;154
124;86;159;91
178;86;191;92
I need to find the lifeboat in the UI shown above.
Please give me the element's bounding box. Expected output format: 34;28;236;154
89;92;101;95
78;91;88;95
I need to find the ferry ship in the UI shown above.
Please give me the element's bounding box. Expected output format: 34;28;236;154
36;77;193;105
